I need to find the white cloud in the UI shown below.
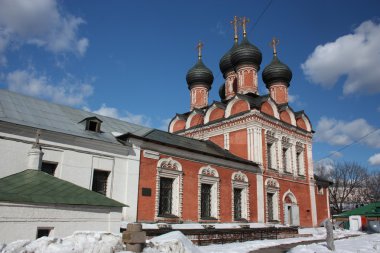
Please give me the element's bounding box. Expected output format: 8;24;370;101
93;104;152;127
6;69;93;106
315;117;380;148
0;0;88;65
301;20;380;95
368;153;380;166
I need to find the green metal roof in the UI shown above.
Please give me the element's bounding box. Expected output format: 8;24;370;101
334;202;380;218
0;170;125;207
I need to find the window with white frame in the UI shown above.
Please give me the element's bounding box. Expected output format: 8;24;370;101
266;131;277;170
296;142;305;176
282;137;291;173
198;166;219;220
231;171;249;221
265;178;280;222
156;158;183;219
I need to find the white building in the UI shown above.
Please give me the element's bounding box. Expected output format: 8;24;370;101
0;89;151;232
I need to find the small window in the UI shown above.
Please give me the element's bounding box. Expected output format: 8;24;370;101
41;162;57;176
317;185;324;195
92;170;110;195
36;227;53;239
87;120;100;132
267;143;273;169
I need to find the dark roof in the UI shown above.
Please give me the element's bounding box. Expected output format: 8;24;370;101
334;202;380;218
314;174;333;185
119;129;258;167
231;37;262;69
219;41;238;77
0;89;152;144
0;170;125;207
262;54;292;87
186;59;214;90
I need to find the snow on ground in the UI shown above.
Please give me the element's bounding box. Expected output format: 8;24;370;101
289;233;380;253
0;231;124;253
0;228;369;253
143;231;204;253
199;228;364;253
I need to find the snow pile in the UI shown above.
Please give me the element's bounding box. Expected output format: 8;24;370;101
288;233;380;253
0;231;124;253
144;231;204;253
200;228;364;253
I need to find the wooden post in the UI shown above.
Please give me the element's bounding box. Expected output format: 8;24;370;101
122;223;146;253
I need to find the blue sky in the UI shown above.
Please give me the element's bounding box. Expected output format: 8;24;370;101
0;0;379;169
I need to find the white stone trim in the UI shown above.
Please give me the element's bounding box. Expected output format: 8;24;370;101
225;97;250;118
198;166;220;220
282;189;297;204
253;127;263;165
224;133;230;150
265;99;280;119
155;157;183;219
309;179;317;226
231;171;250;221
204;104;224;124
299;114;312;132
169;117;184;133
185;111;203;129
256;174;265;222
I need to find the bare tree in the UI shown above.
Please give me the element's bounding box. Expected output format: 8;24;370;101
365;170;380;203
315;161;368;214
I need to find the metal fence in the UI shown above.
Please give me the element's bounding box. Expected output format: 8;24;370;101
143;226;299;246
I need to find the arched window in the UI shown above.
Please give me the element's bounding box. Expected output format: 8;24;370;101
198;166;220;221
282;190;300;226
155;158;183;220
265;178;280;222
231;171;249;221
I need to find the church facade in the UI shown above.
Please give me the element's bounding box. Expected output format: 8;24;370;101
168;17;329;227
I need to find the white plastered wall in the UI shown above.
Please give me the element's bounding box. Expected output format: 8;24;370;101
0;202;122;243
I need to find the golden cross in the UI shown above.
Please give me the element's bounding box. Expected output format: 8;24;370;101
270;37;279;56
230;16;239;42
196;41;203;60
240;17;250;37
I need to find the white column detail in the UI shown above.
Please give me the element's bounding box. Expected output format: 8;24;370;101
309;179;318;226
256;174;264;223
247;128;254;161
253;127;263;165
224;133;230;150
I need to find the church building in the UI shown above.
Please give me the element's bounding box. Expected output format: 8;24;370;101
168;17;329;227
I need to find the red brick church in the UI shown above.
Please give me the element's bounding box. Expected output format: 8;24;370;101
137;17;329;227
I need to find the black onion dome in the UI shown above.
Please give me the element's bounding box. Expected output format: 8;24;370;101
186;59;214;90
219;42;238;77
230;37;262;69
262;55;292;88
219;83;226;100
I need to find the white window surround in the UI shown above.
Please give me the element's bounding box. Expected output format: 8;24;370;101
231;171;250;221
296;142;305;176
198;166;220;220
155;157;183;219
281;137;292;173
265;178;280;222
266;130;278;170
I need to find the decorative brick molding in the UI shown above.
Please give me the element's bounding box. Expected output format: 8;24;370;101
231;171;250;221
